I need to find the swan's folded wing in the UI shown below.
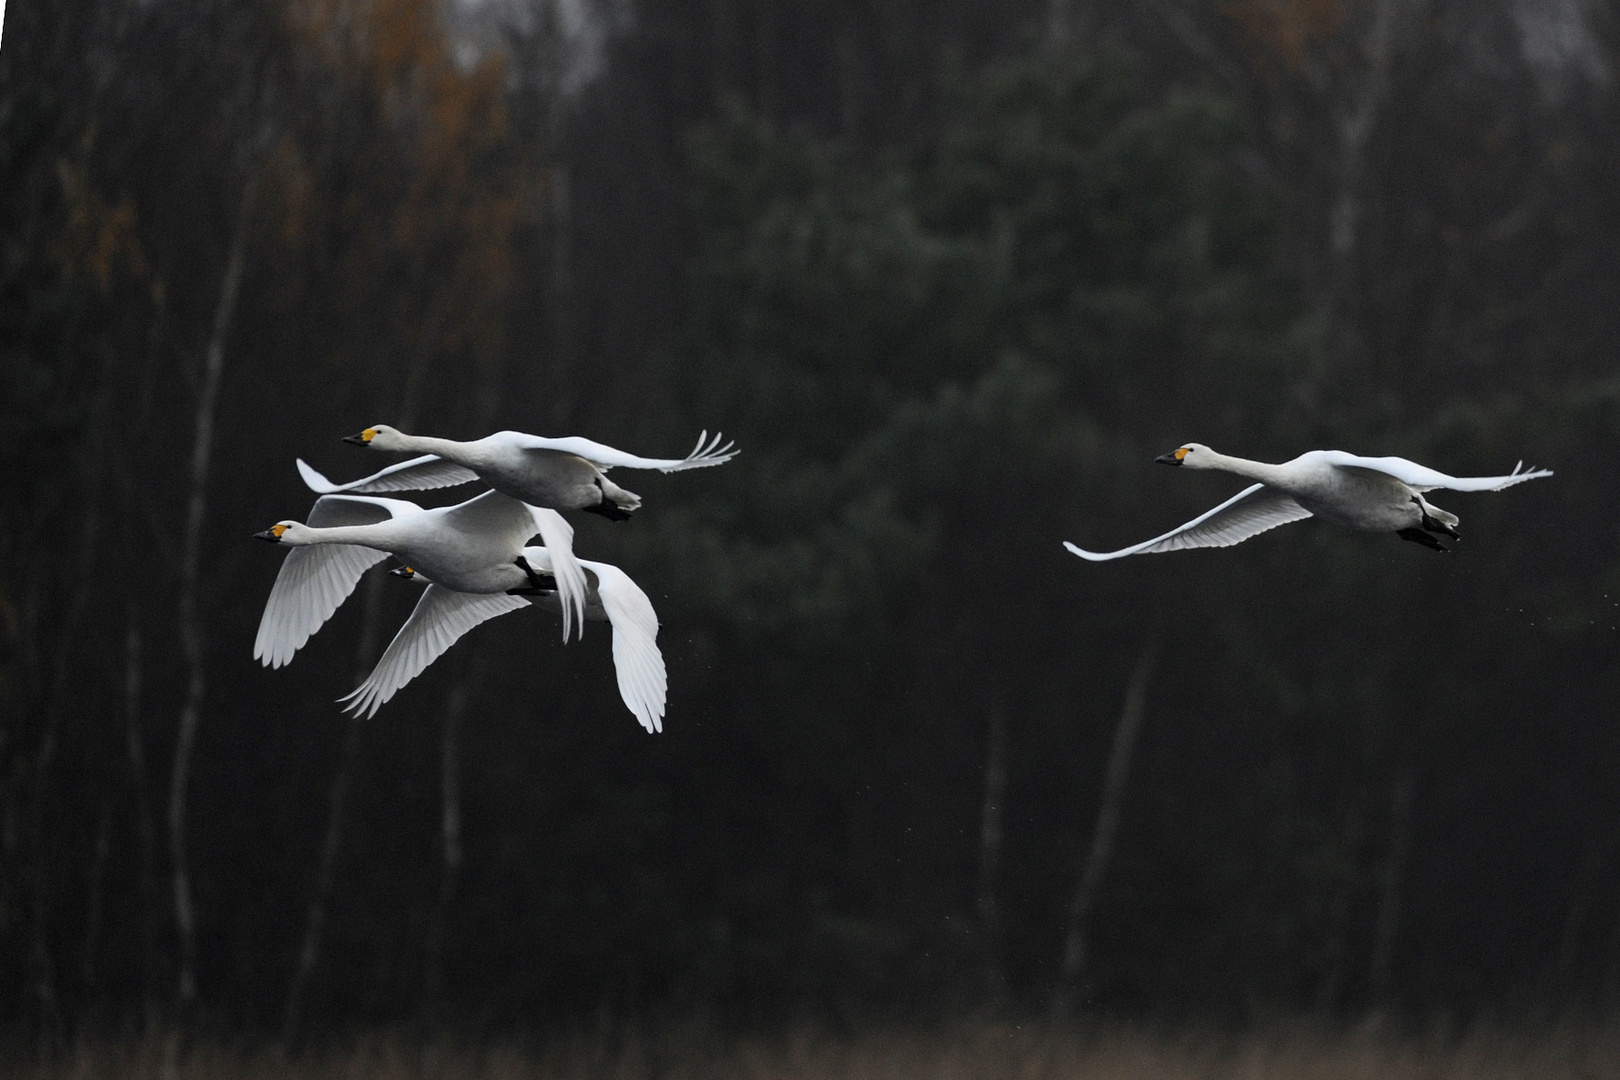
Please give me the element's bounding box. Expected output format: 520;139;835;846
1320;451;1553;492
255;545;389;668
254;494;411;668
1064;484;1313;562
583;561;666;733
511;430;738;472
339;585;529;719
297;455;481;495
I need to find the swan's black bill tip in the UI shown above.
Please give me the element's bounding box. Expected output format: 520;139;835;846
341;433;369;446
1154;453;1183;466
252;530;281;543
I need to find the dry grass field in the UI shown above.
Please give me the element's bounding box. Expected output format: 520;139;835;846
9;1019;1619;1080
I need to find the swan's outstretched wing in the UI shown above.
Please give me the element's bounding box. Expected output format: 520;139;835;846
508;429;738;472
1064;484;1313;562
1320;452;1553;492
580;560;665;734
340;584;529;719
297;455;481;495
253;494;421;668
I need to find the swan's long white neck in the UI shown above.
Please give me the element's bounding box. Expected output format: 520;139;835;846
1194;450;1289;487
392;433;478;463
283;521;403;550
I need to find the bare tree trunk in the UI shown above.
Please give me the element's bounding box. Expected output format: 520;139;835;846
79;796;112;994
123;612;160;1036
165;171;255;1074
280;574;386;1054
1051;639;1158;1016
1555;833;1618;1003
1326;0;1406;372
1368;767;1415;1004
423;666;472;1016
975;693;1009;1007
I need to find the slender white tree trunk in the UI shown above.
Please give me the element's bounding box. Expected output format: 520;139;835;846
1052;639;1157;1015
165;170;255;1075
1368;767;1415;1002
976;693;1009;1007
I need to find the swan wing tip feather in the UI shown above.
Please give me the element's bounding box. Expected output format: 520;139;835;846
1062;541;1111;561
296;458;339;494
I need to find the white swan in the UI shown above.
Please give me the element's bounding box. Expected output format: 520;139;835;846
343;548;666;732
1064;443;1552;560
254;488;584;667
292;459;588;639
312;427;737;520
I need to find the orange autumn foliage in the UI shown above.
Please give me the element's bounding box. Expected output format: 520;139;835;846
271;0;529;371
1223;0;1347;73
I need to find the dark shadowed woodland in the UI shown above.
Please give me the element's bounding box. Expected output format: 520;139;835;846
3;0;1620;1071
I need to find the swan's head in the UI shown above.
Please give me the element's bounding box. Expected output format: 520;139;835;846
342;424;409;451
253;521;308;544
389;565;426;582
1155;443;1214;468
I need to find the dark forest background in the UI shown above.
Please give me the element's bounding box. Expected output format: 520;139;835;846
2;0;1618;1054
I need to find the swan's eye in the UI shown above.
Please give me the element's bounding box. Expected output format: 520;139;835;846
1175;447;1190;461
271;524;288;538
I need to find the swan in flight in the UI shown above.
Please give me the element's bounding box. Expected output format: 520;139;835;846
291;459;589;638
1064;443;1552;560
343;548;666;732
310;426;737;521
253;488;585;667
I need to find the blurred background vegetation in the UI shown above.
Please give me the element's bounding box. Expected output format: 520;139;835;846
2;0;1618;1060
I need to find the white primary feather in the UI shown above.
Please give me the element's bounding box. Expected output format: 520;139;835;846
506;429;737;472
296;455;480;495
339;586;530;719
1064;485;1313;562
1316;452;1553;493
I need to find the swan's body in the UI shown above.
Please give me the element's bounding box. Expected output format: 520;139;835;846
319;426;737;521
254;488;584;668
343;547;665;732
1064;444;1552;560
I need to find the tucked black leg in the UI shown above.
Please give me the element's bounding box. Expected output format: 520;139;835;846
508;554;558;595
580;477;634;522
1397;527;1449;551
1410;496;1459;538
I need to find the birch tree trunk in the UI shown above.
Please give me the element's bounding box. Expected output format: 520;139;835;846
976;693;1009;1007
166;170;256;1072
422;664;472;1016
1368;767;1415;1003
280;575;387;1053
1051;639;1157;1015
123;611;161;1035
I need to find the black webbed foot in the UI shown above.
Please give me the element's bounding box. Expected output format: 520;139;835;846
1397;527;1449;552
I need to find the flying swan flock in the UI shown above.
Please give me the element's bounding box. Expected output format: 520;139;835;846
253;426;738;731
1064;444;1551;560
